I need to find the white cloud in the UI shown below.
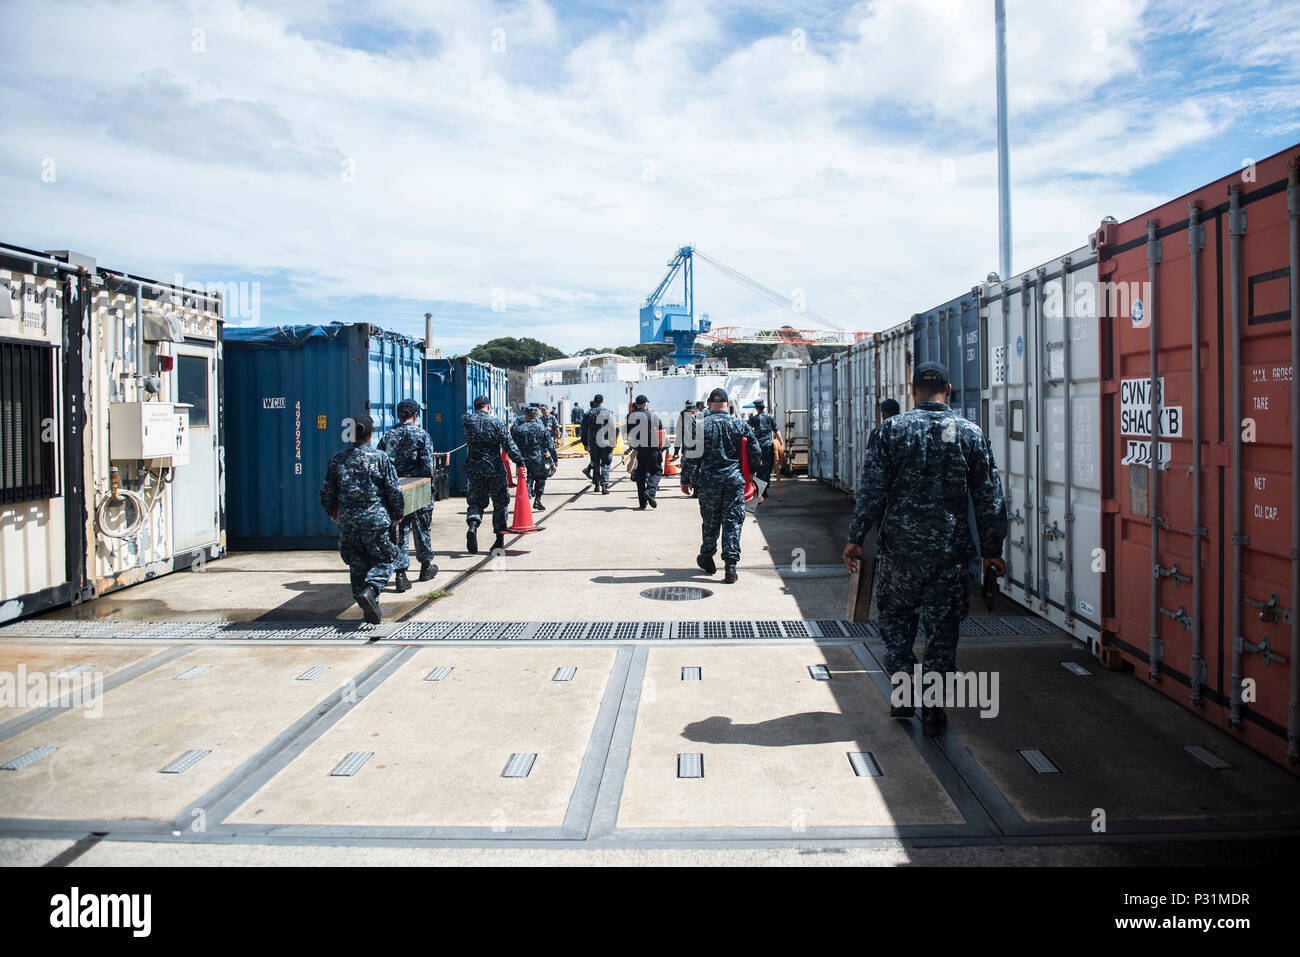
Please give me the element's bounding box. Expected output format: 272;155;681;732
1;0;1296;352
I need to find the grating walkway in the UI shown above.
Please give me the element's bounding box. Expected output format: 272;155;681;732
0;616;1067;642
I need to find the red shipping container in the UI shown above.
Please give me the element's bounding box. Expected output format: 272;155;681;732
1096;145;1299;772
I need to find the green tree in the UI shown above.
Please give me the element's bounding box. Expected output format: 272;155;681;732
467;337;566;369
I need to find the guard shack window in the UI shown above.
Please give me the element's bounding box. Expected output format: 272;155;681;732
1;339;59;504
177;354;210;426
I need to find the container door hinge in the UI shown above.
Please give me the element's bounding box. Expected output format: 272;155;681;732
1159;605;1193;631
1153;516;1171;530
1230;533;1250;545
1155;563;1192;588
1147;238;1163;265
1194;526;1209;537
1234;634;1288;666
1101;498;1120;514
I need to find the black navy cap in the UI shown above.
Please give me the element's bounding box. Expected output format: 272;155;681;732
635;394;648;404
707;387;728;403
684;400;695;408
913;361;949;389
752;399;765;408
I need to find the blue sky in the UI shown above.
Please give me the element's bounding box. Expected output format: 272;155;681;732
3;0;1298;354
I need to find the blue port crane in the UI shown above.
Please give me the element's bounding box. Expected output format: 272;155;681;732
640;245;862;366
639;246;709;366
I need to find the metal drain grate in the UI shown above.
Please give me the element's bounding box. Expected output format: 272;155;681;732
443;622;485;640
848;752;883;777
587;622;613;640
1184;745;1232;770
728;621;755;639
677;753;704;778
754;620;782;639
159;749;211;774
815;620;847;638
641;622;664;640
553;667;577;682
642;586;713;601
424;666;454;682
296;666;329;681
330;752;374;777
681;667;702;681
174;666;212;681
782;620;809;638
498;622;528;640
1;746;56;770
1060;661;1092;676
1018;749;1061;774
703;621;728;640
808;664;832;681
613;622;640;640
677;622;699;639
502;753;536;778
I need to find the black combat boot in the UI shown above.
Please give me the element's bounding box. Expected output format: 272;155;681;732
492;532;505;552
582;464;593;479
723;561;738;584
601;485;610;494
394;570;412;593
418;562;438;582
921;706;948;737
534;496;545;511
466;524;479;554
356;586;382;625
889;704;915;718
647;495;657;508
696;554;717;575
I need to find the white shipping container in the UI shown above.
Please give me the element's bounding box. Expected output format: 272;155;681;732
982;246;1103;651
0;260;69;621
808;357;835;483
765;364;809;473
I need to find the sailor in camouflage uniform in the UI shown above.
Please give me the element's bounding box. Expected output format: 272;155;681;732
625;394;665;510
510;405;556;511
747;399;782;501
843;362;1008;736
681;388;762;583
537;403;561;446
377;399;438;591
581;394;617;494
462;395;524;554
320;413;405;625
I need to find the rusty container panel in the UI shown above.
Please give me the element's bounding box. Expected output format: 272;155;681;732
1097;144;1299;772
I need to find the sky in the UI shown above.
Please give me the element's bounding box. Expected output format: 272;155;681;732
4;0;1299;355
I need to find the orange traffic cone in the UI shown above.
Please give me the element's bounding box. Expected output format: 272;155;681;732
661;428;680;476
508;465;543;533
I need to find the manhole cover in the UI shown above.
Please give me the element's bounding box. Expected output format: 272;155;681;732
641;586;713;601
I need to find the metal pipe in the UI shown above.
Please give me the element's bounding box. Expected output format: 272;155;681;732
425;312;434;359
0;244;85;273
1035;268;1048;611
1228;185;1245;726
1062;258;1075;623
956;301;967;419
1288;159;1299;763
1188;203;1206;702
994;0;1012;280
1147;219;1162;681
1002;287;1012;579
1021;275;1033;597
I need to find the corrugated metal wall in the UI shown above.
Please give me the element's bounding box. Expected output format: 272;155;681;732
224;323;424;548
425;356;509;493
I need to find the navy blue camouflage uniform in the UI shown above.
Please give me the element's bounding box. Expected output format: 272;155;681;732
511;417;556;500
747;411;779;485
682;410;762;562
581;405;617;488
320;444;405;598
847;402;1008;680
626;408;665;507
377;421;436;572
462;410;524;534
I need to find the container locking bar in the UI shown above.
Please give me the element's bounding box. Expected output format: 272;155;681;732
1155;563;1192;588
1234;634;1289;666
1043;520;1065;542
1045;551;1065;568
1159;605;1193;631
1010;535;1025;551
1010;507;1024;526
1244;592;1292;625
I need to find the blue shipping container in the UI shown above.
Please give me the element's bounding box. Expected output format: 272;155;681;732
424;357;509;493
912;289;984;428
224;322;425;548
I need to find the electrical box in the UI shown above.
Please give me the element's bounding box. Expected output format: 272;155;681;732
109;402;189;461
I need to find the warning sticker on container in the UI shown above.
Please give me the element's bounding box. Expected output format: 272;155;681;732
1121;440;1172;469
1119;378;1183;437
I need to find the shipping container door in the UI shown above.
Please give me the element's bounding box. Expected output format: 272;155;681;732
170;339;220;554
1099;149;1298;769
833;353;850;490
